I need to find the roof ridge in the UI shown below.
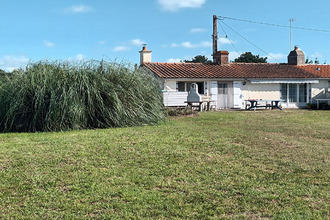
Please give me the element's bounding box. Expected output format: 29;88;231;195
145;62;330;66
230;62;283;65
148;62;205;65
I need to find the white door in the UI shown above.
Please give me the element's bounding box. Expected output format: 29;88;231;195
298;84;308;107
210;81;218;107
217;82;233;109
233;81;243;108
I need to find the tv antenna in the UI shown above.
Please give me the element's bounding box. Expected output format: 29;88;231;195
289;18;295;51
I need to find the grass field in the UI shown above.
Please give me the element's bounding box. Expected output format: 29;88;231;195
0;110;329;219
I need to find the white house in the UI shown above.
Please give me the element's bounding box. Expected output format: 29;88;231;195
139;46;330;109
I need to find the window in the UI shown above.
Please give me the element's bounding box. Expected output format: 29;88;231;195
299;84;307;102
280;84;288;102
289;84;297;102
177;82;185;92
280;83;307;103
218;82;228;94
177;81;205;94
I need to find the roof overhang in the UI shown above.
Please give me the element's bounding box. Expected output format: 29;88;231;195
250;79;320;84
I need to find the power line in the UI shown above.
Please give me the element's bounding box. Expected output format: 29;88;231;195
218;16;330;33
219;20;281;62
217;20;241;57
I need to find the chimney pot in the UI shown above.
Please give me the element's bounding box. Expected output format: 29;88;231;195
139;45;152;64
142;44;147;51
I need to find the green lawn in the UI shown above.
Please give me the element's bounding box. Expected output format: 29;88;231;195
0;110;329;219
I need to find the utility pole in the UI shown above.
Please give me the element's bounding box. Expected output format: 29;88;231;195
212;15;218;63
289;18;295;51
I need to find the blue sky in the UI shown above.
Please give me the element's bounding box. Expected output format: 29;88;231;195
1;0;330;71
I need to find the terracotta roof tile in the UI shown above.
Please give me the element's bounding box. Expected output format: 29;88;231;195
142;62;330;79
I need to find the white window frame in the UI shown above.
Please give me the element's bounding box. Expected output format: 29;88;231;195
176;81;206;95
280;83;308;107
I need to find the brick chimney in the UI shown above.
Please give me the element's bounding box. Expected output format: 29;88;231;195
288;46;305;65
214;50;229;65
139;44;152;64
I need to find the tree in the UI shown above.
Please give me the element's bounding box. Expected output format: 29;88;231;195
234;52;267;63
0;69;7;80
184;55;212;64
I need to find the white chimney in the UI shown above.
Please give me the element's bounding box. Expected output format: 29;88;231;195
139;44;152;64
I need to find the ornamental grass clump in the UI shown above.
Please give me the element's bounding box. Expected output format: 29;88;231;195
0;61;166;132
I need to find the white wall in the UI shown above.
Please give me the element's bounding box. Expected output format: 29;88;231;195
311;79;330;103
164;80;177;91
163;91;188;106
241;82;281;100
164;80;282;109
163;79;330;108
162;80;185;106
163;79;211;107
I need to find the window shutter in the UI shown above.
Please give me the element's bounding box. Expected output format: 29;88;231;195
204;81;208;95
233;81;243;108
210;81;218;108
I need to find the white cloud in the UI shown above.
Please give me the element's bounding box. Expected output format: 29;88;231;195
113;39;146;52
228;51;241;62
113;46;130;52
219;37;235;45
66;54;87;62
65;4;94;13
76;54;85;61
43;40;55;48
0;55;29;72
131;39;146;47
171;42;193;48
199;41;212;47
171;41;212;48
158;0;206;11
190;28;207;33
167;58;182;63
67;54;86;62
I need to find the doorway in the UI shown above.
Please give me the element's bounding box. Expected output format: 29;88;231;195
280;83;308;107
217;82;233;109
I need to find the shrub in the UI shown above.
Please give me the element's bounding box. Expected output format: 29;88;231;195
166;106;197;117
0;61;166;132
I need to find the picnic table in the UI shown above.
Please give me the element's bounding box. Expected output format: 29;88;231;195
245;99;282;111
